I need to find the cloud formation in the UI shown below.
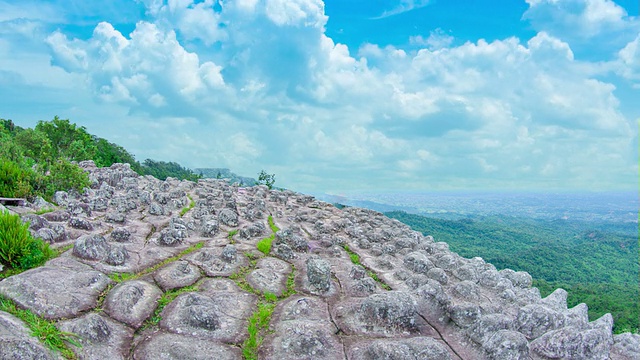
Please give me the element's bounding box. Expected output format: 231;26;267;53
0;0;637;192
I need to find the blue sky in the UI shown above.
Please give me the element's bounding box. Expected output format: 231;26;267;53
0;0;638;193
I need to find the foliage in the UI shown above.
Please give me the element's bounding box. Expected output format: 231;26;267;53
257;170;275;190
93;137;142;172
257;216;279;255
35;116;97;162
0;159;36;198
0;295;79;359
0;210;54;270
386;211;639;334
140;159;201;182
179;195;195;217
40;159;91;200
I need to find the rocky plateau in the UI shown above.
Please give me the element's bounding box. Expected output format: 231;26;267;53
0;161;638;359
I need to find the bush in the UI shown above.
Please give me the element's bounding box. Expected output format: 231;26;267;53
0;159;35;199
0;210;54;270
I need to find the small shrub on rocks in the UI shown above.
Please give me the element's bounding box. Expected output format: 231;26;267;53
0;210;54;270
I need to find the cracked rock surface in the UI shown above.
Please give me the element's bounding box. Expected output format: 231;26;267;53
0;161;637;359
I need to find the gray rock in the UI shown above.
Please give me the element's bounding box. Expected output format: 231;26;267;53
0;311;55;360
531;325;612;359
467;313;513;344
404;251;434;274
58;312;134;360
103;280;162;329
110;227;131;242
483;330;530;359
500;269;532;288
426;267;449;285
611;333;640;359
160;291;257;343
357;291;418;333
515;304;565;339
221;244;237;263
67;201;91;217
0;264;112;319
73;234;110;261
68;216;93;230
201;217;219;237
348;337;452;360
218;208;238;226
133;332;241;360
22;214;50;231
106;245;129;266
41;210;70;222
106;211;126;223
306;256;331;294
148;203;165;216
448;302;481;328
153;260;201;291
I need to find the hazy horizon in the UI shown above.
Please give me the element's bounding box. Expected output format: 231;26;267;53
1;0;638;193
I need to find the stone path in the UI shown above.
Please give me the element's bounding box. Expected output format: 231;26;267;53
0;161;638;359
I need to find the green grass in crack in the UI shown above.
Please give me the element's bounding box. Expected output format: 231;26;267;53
142;284;200;330
343;244;391;290
179;194;195;217
228;229;238;244
280;269;297;298
242;301;276;360
256;215;280;256
108;241;204;283
0;295;80;359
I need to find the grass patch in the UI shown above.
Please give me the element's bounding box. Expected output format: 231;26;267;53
255;215;280;256
34;208;55;215
228;229;238;244
179;194;195;217
281;269;297;298
230;266;257;294
267;215;280;233
256;235;274;256
0;295;80;359
242;301;276;360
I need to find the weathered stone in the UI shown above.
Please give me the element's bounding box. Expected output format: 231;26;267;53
500;269;532;288
0;311;55;360
348;337;452;360
515;304;565;339
110;227;131;242
0;265;112;319
221;244;237;263
41;210;70;222
133;332;241;360
426;267;448;285
306;256;331;294
483;330;530;359
58;312;134;360
106;211;126;223
148;203;165;215
357;291;418;333
467;313;513;344
611;333;640;359
403;251;434;274
531;324;613;359
103;280;162;329
218;208;238;226
68;216;93;230
153;260;201;291
73;234;110;261
22;214;50;231
106;245;129;266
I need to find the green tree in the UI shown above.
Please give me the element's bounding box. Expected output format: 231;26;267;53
14;128;53;164
35;116;96;161
258;170;275;189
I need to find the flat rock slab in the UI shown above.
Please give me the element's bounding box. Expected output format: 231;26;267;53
186;246;248;277
261;295;344;360
0;311;56;360
332;291;436;337
0;264;112;320
103;280;162;329
132;332;242;360
58;312;134;360
160;287;257;343
346;337;454;360
153;260;202;291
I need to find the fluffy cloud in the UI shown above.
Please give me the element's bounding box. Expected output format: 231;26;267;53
1;0;637;191
523;0;640;53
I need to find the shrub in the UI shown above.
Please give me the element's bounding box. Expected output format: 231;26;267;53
0;210;53;270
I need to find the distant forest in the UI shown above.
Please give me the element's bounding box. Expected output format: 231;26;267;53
0;117;201;201
386;211;639;334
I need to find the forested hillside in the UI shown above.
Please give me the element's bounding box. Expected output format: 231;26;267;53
0;117;200;202
386;211;639;334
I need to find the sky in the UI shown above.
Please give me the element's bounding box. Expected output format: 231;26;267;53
0;0;638;194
